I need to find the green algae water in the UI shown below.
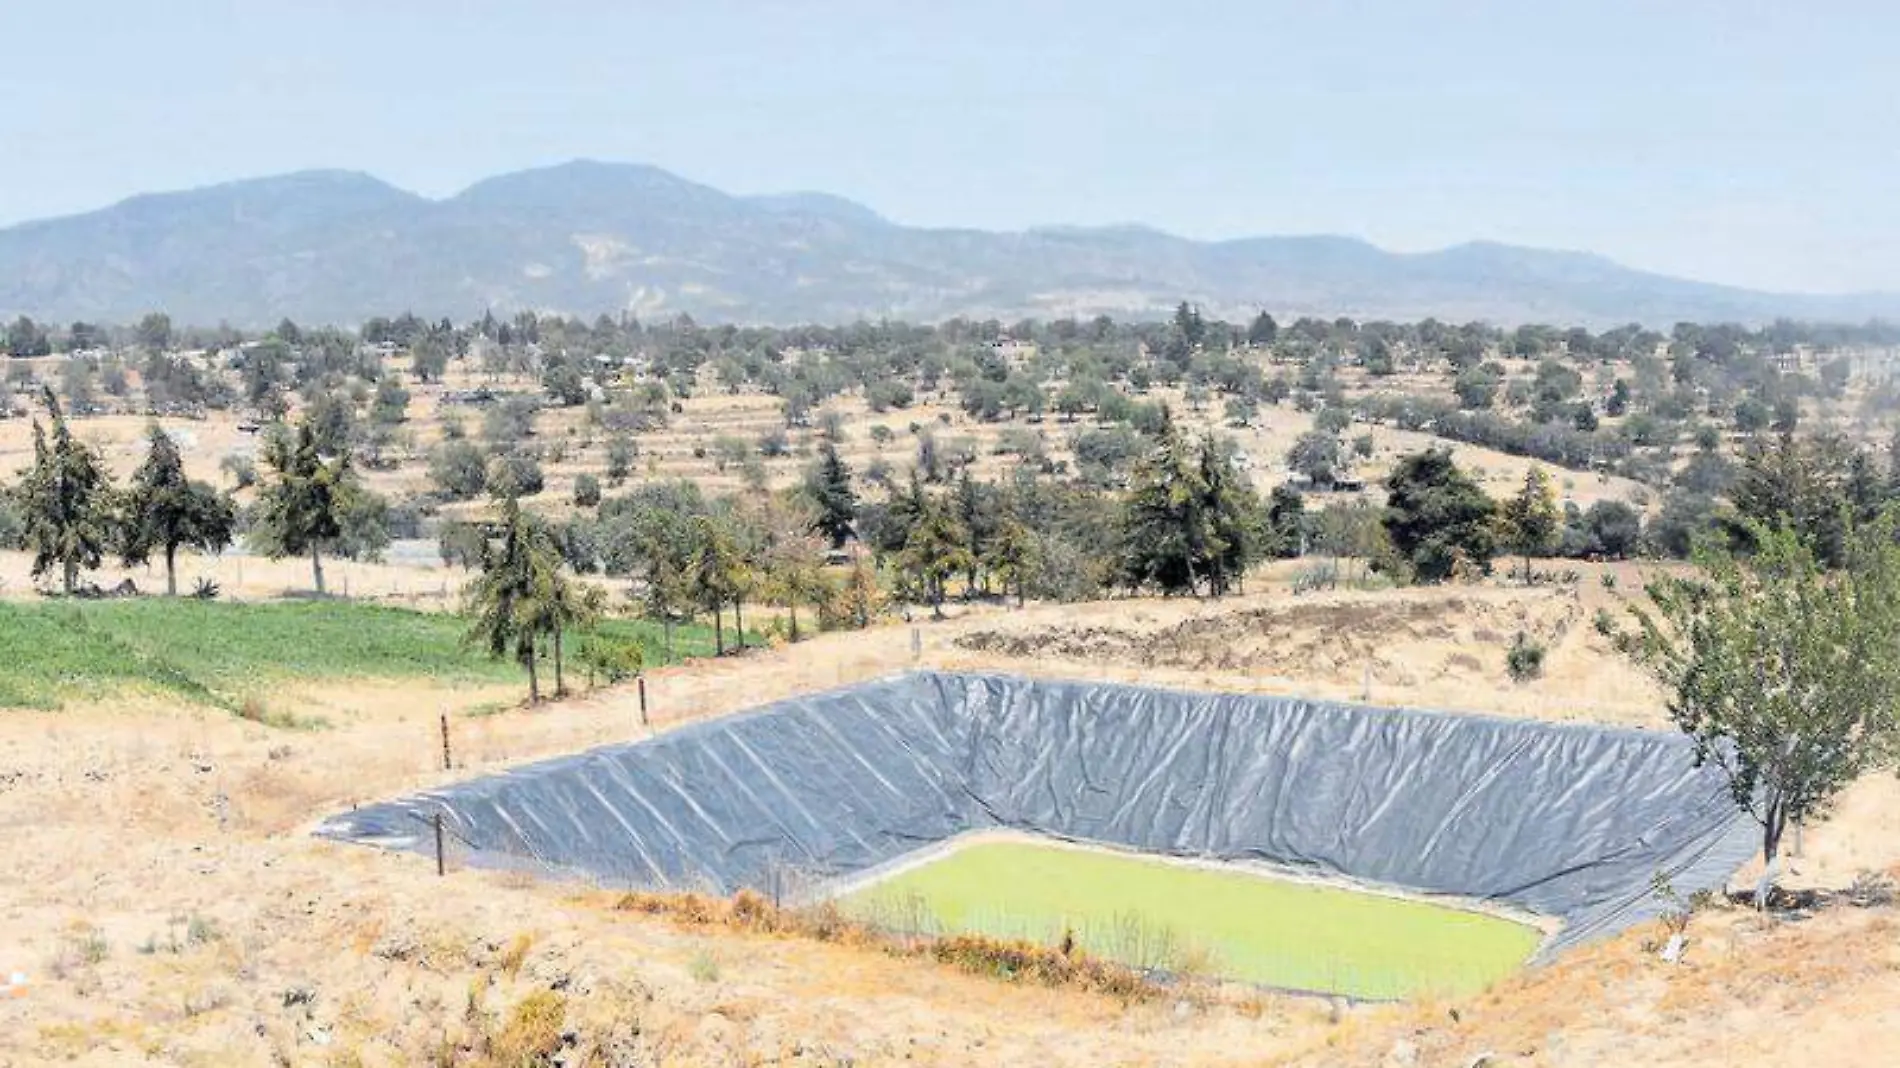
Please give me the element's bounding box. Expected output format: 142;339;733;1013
837;839;1543;1000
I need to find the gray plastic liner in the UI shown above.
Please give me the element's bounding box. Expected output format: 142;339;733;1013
318;672;1757;953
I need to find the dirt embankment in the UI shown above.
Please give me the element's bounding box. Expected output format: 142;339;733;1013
1;582;1896;1066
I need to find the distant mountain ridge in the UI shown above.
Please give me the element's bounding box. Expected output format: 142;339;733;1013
1;160;1894;328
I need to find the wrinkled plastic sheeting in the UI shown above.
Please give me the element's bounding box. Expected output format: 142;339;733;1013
317;672;1756;953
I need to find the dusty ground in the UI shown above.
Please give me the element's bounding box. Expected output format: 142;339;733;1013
1;574;1897;1066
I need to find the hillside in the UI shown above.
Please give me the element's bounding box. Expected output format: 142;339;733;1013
4;161;1897;327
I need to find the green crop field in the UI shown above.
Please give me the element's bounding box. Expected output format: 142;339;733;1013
0;599;723;713
837;839;1542;1000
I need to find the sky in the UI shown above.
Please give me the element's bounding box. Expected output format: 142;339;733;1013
3;0;1896;293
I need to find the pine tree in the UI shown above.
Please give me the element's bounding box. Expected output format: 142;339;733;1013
898;495;974;619
1117;412;1210;595
1197;438;1261;596
464;497;564;703
1500;466;1560;582
804;442;858;549
17;388;113;594
123;426;236;595
250;422;353;595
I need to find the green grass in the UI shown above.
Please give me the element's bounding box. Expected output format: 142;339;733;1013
837;840;1542;1001
0;599;726;714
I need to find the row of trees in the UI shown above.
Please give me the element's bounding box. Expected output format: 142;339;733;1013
1;392;384;596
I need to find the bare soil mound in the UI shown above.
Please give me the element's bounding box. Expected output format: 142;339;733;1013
956;587;1583;689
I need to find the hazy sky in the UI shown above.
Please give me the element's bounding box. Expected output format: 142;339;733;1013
4;1;1896;293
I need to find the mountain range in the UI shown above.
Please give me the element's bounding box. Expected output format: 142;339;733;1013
1;160;1894;328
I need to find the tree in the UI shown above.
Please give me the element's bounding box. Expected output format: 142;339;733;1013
1582;500;1643;559
1382;448;1497;582
1246;311;1279;347
250;421;367;595
429;440;489;500
1118;415;1209;595
1287;430;1343;488
605;434;638;486
15;389;113;594
1453;362;1505;410
5;316;51;357
803;442;858;549
135;312;174;353
1499;467;1560;581
122;426;236;595
466;497;564;703
898;495;973;618
688;514;751;655
1264;484;1308;558
984;516;1040;607
1628;519;1900;907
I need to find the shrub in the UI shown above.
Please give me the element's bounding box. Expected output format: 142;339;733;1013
486;453;545;498
1506;631;1546;682
573;473;602;508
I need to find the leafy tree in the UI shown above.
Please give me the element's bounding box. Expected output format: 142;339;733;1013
1581;500;1643;559
1628;519;1900;907
429;440;489;500
250;421;364;595
370;373;410;426
1287;430;1343;488
688;514;751;654
1499;467;1560;580
1382;448;1497;582
135;312;174;353
803;441;858;549
5;315;51;357
605;434;638;485
15;389;113;594
122;426;236;595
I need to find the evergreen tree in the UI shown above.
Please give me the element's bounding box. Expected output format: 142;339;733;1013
250;420;372;595
1382;448;1498;582
465;497;563;703
804;441;858;549
122;426;236;595
1117;414;1210;595
16;388;113;594
1197;438;1261;596
984;516;1040;607
898;495;974;618
1499;466;1560;582
1264;484;1308;558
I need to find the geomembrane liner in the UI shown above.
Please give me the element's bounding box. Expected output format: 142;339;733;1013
317;672;1756;955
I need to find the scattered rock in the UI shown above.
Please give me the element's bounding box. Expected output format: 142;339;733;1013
372;932;420;962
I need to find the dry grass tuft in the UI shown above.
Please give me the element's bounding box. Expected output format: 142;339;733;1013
482;989;567;1066
609;887;1168;1003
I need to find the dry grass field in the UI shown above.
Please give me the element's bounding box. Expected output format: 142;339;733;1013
1;564;1896;1066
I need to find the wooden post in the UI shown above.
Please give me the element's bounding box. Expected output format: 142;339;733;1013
439;712;452;771
910;626;922;661
433;812;446;876
637;676;649;727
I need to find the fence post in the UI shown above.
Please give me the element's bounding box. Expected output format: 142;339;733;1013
433;812;446;876
637;676;649;727
910;626;922;662
439;712;452;771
